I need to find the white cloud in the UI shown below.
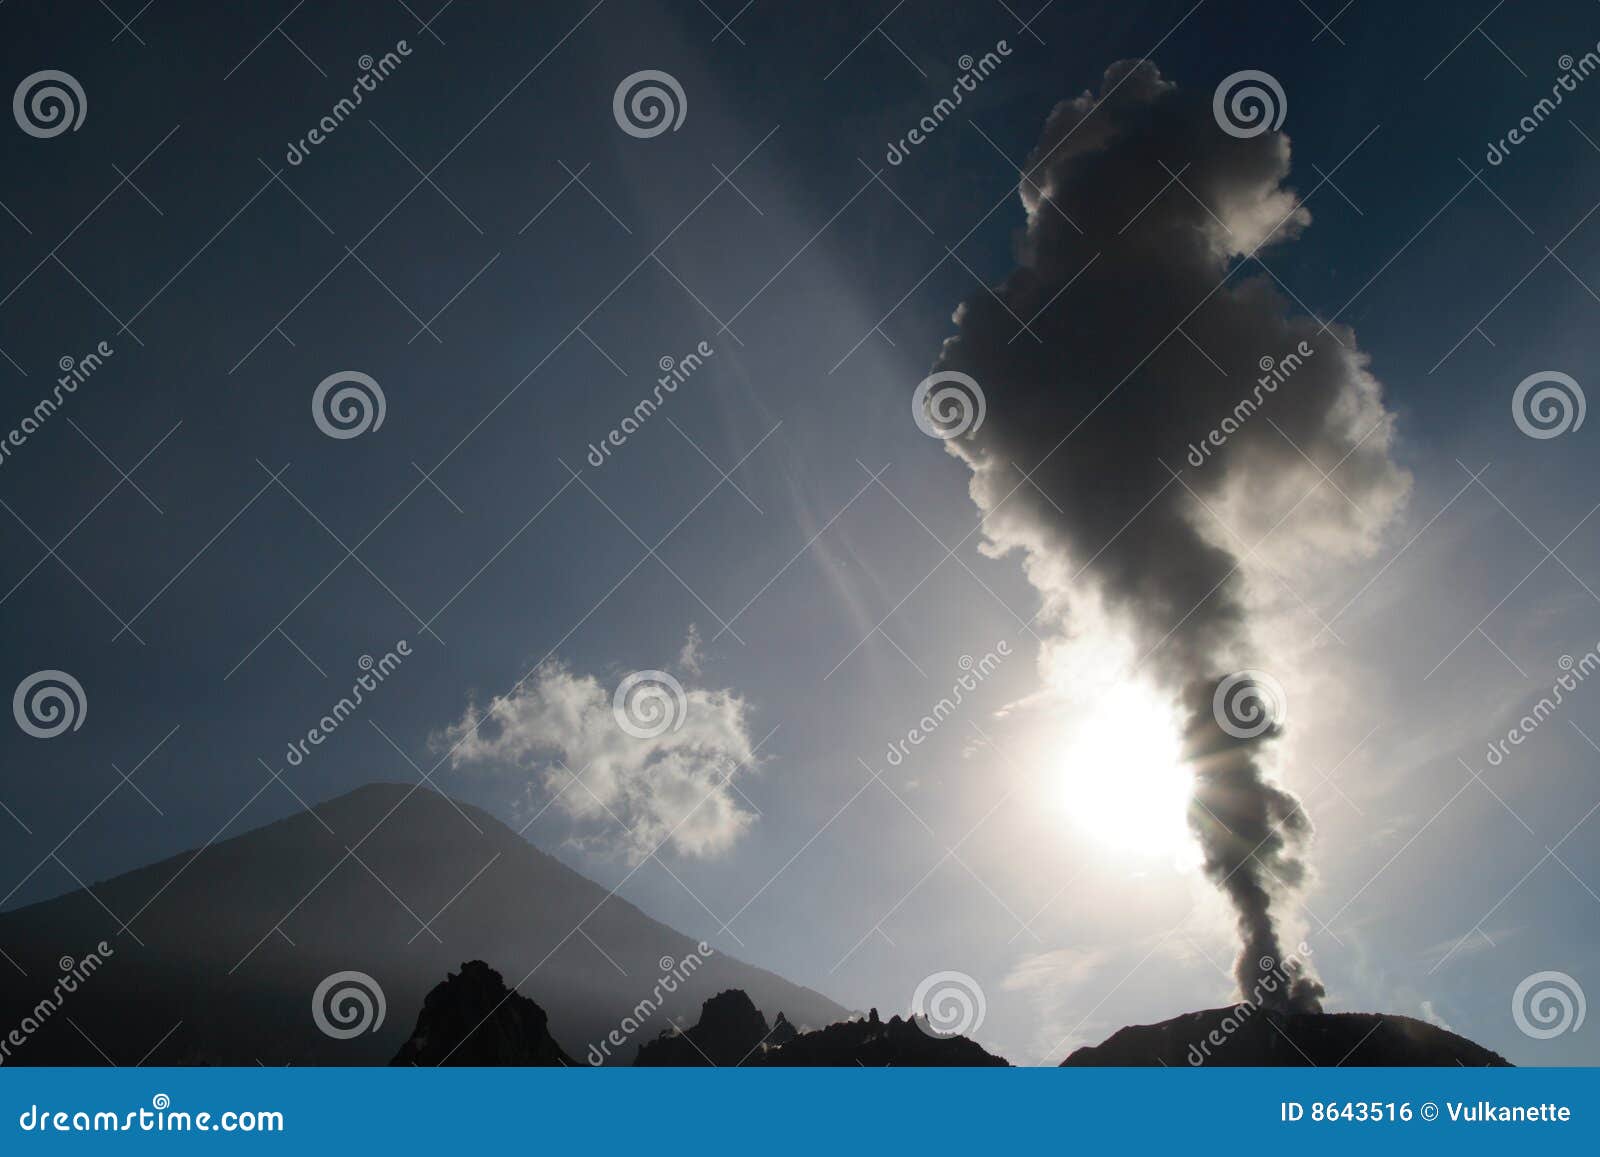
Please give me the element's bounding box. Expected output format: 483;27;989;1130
438;661;759;862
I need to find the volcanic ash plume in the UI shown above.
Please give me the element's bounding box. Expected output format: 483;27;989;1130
927;62;1409;1007
1185;674;1324;1010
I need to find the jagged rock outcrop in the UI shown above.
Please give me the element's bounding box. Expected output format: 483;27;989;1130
635;989;1008;1066
634;989;774;1066
761;1005;1010;1066
1062;1007;1510;1066
768;1011;798;1047
392;961;573;1066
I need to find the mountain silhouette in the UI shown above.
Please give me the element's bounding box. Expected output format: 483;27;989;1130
0;783;1516;1069
634;989;1008;1066
0;783;846;1065
1062;1007;1511;1066
392;960;572;1066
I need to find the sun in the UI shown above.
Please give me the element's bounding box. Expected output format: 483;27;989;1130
1055;683;1196;860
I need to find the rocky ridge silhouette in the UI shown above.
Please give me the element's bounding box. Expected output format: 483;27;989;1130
392;960;572;1066
634;989;1008;1066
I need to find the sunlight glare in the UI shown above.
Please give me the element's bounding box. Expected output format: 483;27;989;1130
1056;683;1195;861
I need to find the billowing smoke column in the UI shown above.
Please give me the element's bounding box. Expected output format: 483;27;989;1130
926;62;1409;1009
1186;674;1324;1010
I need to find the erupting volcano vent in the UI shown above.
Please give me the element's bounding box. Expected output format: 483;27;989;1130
926;61;1410;1003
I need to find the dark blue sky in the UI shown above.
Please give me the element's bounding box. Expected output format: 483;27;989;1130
2;0;1597;1063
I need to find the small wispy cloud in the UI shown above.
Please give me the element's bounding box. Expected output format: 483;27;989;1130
677;623;704;676
1002;947;1109;1062
1420;1000;1455;1032
437;660;759;862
